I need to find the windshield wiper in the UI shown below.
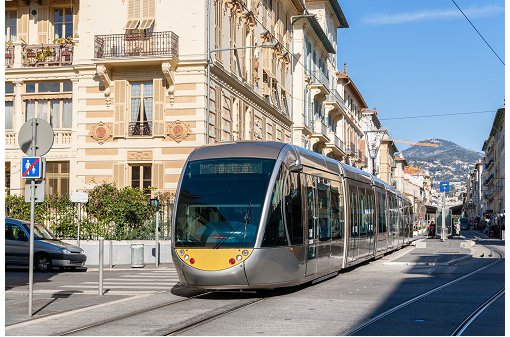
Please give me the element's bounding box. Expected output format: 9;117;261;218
213;203;252;249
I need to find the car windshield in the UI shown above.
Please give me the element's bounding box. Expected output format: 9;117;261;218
174;158;276;248
22;224;56;240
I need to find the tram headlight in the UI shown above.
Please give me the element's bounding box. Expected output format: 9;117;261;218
236;255;242;261
179;250;185;256
242;250;249;256
184;255;189;260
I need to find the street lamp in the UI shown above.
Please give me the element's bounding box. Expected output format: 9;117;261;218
368;144;377;176
205;41;278;143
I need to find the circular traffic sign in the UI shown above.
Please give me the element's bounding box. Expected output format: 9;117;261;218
18;118;54;156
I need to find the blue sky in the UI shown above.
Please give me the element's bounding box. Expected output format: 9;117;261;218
336;0;505;153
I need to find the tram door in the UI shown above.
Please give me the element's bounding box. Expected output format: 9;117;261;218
305;175;317;277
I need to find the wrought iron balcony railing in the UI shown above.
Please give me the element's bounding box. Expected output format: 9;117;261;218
310;70;330;89
94;31;179;59
129;121;153;136
22;43;74;67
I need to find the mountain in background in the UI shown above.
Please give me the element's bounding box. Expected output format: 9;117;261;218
401;139;483;191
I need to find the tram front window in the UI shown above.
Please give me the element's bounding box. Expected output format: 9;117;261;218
175;158;276;248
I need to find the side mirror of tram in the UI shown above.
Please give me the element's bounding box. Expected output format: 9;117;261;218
288;163;303;172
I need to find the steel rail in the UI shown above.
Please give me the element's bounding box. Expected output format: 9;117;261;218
345;253;503;336
451;287;505;336
58;290;216;336
160;297;266;335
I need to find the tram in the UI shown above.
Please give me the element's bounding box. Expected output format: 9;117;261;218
171;141;413;289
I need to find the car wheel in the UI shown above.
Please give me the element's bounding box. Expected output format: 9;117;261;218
35;254;52;272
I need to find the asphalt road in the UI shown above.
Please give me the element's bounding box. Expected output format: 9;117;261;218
5;235;505;336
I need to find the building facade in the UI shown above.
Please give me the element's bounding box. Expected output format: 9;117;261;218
6;0;374;200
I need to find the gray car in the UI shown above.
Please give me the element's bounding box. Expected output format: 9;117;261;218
5;218;86;272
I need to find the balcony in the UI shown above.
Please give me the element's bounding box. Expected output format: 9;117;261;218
129;121;153;137
306;70;330;96
325;132;345;158
6;130;72;148
310;119;329;143
94;31;178;60
5;131;16;147
22;43;74;67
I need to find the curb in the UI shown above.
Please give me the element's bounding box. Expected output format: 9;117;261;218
384;254;472;266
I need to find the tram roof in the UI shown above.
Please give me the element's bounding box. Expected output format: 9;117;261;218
187;141;286;161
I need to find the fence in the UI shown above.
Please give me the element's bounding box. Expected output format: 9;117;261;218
5;191;175;241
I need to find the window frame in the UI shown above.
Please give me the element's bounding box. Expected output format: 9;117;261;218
129;81;154;136
52;7;73;39
45;161;70;196
5;10;17;42
130;164;152;190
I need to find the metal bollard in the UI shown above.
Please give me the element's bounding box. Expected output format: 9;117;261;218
99;237;104;296
109;240;113;269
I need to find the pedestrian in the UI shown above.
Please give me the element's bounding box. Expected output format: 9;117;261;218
428;221;435;237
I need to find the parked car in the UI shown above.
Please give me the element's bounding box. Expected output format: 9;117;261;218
5;218;86;272
459;217;470;230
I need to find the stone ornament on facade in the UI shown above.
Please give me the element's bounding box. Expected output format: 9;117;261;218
167;120;192;143
127;151;153;161
89;122;113;144
161;62;176;103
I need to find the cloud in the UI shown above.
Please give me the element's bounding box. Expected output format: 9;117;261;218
362;4;504;25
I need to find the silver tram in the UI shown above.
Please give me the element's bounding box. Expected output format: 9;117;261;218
171;141;413;289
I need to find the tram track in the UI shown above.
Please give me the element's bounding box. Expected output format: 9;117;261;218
450;287;505;336
58;290;216;336
345;242;504;336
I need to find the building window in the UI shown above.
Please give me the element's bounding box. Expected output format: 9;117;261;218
46;161;70;196
53;8;73;39
5;101;14;130
5;10;17;42
129;82;153;136
125;0;155;30
5;82;14;94
24;81;72;128
131;165;151;190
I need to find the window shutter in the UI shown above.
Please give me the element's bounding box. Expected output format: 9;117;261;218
152;78;165;137
72;0;79;38
151;163;164;192
18;8;29;43
113;163;126;188
139;0;155;29
37;7;49;44
113;80;127;138
125;0;141;29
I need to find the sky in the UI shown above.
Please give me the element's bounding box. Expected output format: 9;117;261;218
335;0;505;153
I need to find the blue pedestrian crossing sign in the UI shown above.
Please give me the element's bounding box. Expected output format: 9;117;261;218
21;157;42;179
439;181;450;193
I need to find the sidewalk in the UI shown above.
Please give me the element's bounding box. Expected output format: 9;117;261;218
84;262;175;271
385;237;474;266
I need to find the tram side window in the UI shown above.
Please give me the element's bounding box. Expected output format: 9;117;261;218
262;167;289;247
317;178;331;241
350;189;358;236
330;180;343;239
359;189;367;236
284;172;303;245
366;190;375;236
378;192;387;233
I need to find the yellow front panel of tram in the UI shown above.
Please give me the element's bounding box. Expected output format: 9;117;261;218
175;248;253;271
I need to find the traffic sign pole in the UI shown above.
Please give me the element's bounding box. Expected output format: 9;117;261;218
28;119;36;317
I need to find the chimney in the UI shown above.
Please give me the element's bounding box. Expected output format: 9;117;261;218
343;63;347;74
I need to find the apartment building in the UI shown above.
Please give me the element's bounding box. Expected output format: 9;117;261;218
5;0;303;196
481;107;505;222
378;134;398;187
464;160;484;221
361;108;382;175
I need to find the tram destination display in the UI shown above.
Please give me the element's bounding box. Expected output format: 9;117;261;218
199;161;264;174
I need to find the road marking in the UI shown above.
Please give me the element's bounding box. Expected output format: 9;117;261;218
103;278;179;281
82;282;177;285
5;294;152;330
60;285;173;289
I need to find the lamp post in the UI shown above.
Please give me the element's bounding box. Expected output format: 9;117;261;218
205;42;277;144
368;145;377;176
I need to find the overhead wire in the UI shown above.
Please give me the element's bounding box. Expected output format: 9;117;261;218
450;0;504;65
380;110;495;121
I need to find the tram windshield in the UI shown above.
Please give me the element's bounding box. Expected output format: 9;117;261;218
175;158;276;248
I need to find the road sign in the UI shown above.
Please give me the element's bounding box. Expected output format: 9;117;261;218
439;181;450;193
21;157;42;179
70;192;89;203
18;118;54;156
25;180;45;203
